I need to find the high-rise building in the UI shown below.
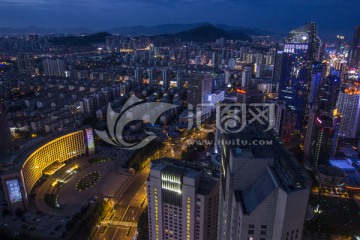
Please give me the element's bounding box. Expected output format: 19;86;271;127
276;22;319;128
17;54;33;75
308;62;323;108
42;59;65;77
305;115;334;170
0;100;13;151
147;159;219;240
161;69;169;89
317;75;341;113
187;73;213;108
349;26;360;69
217;125;310;240
336;85;360;139
241;67;252;88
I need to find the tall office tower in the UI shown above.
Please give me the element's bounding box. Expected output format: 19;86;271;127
336;85;360;139
42;59;66;77
134;68;141;85
212;52;216;68
241;67;252;88
305;115;334;170
176;70;181;89
349;26;360;69
147;159;219;240
187;73;213;108
308;62;323;108
162;69;169;89
217;125;310;240
17;54;33;75
317;75;341;113
304;106;318;160
0;100;13;151
276;22;319;128
147;68;154;84
273;48;284;82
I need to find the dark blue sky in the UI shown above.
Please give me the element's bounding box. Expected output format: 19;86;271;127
1;0;359;39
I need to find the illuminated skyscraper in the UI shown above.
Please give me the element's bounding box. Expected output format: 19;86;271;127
276;22;319;128
0;100;12;151
317;75;341;113
336;85;360;139
147;159;219;240
349;26;360;69
305;115;334;170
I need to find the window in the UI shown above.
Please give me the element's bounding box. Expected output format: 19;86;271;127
248;230;254;234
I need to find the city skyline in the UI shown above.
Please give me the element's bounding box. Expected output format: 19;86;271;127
0;0;359;38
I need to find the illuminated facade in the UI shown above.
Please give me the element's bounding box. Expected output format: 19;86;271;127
336;87;360;139
147;159;219;240
277;22;320;128
0;100;13;151
1;128;95;212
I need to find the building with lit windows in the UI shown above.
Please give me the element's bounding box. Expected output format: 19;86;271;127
276;22;320;128
336;85;360;139
42;58;66;77
305;115;334;170
1;128;95;212
147;158;219;240
0;100;13;151
349;26;360;69
217;124;310;240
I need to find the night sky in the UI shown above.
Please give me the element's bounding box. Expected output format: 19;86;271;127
1;0;359;39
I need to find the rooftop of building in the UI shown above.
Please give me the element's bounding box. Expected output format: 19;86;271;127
224;123;310;193
150;158;219;195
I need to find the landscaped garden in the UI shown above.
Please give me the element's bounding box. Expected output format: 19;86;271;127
44;194;62;209
75;172;101;191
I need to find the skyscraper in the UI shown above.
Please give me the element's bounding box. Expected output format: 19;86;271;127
42;59;66;77
308;62;323;108
217;125;310;240
187;73;213;108
241;67;252;88
147;158;219;240
349;26;360;69
317;75;341;113
277;22;319;128
0;100;13;151
305;115;334;170
336;85;360;139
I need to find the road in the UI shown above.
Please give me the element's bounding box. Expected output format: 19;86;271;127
92;129;209;240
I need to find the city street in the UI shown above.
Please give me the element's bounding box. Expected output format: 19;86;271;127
92;129;209;240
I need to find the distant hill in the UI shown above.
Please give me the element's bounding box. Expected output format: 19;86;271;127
49;32;112;46
158;24;252;42
0;23;275;36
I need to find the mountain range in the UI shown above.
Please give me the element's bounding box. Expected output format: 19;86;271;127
47;25;255;46
0;23;274;36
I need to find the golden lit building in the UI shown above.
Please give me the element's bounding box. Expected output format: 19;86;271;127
1;128;95;212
